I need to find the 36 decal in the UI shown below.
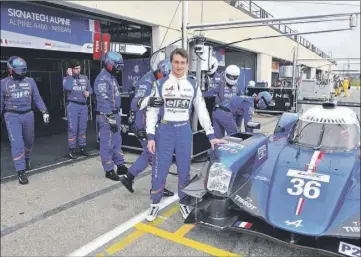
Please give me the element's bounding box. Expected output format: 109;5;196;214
285;151;328;216
287;178;321;199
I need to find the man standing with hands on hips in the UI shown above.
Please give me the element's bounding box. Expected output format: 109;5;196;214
63;60;92;159
145;48;227;221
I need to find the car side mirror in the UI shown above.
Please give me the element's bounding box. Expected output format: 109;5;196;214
247;121;261;130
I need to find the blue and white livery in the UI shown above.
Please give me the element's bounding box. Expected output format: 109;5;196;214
181;101;360;257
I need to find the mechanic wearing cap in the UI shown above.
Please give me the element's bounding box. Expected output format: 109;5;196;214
63;60;93;159
1;56;49;184
212;92;273;138
94;52;128;181
120;59;174;197
145;48;227;222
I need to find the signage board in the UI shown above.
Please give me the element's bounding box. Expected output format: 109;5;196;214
1;1;99;53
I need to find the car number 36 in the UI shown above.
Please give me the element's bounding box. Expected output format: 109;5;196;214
287;178;321;199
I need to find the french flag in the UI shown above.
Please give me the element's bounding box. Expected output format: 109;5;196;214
87;19;101;32
234;221;253;229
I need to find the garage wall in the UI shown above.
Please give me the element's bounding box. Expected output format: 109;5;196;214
59;1;331;69
225;51;256;71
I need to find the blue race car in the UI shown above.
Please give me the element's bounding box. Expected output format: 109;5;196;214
181;101;360;257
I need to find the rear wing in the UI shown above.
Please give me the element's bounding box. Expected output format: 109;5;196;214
297;100;361;108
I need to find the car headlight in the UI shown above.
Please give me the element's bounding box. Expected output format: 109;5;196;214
206;162;232;194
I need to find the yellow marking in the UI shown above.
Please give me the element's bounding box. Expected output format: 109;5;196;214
173;224;195;237
148;204;179;226
95;254;105;257
135;223;241;257
99;204;179;255
106;230;144;255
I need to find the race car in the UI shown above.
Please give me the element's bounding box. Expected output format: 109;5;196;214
180;101;361;257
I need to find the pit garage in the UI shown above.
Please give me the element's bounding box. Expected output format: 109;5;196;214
0;0;260;179
0;1;153;179
101;37;259;158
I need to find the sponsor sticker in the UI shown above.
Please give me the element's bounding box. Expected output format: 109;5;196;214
218;146;238;154
287;169;330;183
338;241;360;257
199;221;224;229
165;98;190;109
234;195;257;211
257;144;266;159
254;175;268;181
343;221;361;233
226;141;245;149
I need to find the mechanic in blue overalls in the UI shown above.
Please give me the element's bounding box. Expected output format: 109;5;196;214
212;92;273;138
205;57;222;91
203;64;248;130
1;56;50;184
120;59;174;197
203;64;244;102
94;52;128;181
63;60;93;159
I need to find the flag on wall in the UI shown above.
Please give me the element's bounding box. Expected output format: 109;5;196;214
88;19;101;33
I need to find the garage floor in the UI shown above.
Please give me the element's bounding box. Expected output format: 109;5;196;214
0;119;98;179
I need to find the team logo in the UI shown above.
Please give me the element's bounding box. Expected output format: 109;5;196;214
166;85;175;92
134;65;139;73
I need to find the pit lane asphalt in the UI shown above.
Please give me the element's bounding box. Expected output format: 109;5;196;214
1;89;359;257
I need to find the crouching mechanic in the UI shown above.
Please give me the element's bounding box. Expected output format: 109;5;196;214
203;64;247;129
94;52;128;181
120;59;174;197
63;60;93;159
213;92;273;138
1;56;49;184
145;48;227;222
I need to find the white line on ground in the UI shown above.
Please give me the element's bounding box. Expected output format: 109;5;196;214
1;153;99;181
67;194;179;257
